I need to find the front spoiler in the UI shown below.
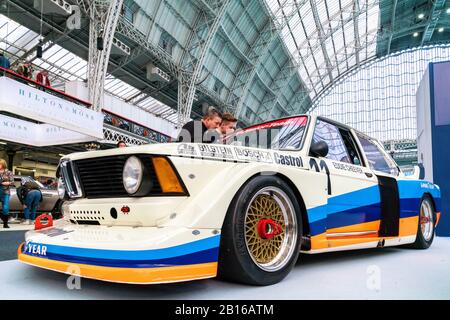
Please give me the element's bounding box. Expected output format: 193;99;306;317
17;224;220;284
18;243;217;284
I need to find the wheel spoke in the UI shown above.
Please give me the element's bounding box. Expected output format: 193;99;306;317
244;187;297;272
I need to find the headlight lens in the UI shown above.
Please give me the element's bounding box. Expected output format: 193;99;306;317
122;156;143;194
57;177;66;199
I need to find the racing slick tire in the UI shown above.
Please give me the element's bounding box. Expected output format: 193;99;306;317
218;175;302;286
407;195;436;249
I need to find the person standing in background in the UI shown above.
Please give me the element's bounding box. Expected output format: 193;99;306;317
176;107;223;143
36;69;51;87
218;112;238;139
0;52;11;70
0;159;14;229
117;140;127;148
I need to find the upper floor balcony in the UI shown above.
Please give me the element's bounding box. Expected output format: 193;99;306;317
0;66;173;147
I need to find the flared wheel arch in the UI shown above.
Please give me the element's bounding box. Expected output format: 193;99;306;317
221;172;310;248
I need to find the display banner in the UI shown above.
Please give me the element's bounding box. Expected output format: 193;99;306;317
0;77;104;139
0;114;96;146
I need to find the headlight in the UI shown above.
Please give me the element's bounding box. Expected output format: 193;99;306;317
57;177;66;199
122;156;144;195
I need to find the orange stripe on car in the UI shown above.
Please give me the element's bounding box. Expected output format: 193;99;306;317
17;243;217;284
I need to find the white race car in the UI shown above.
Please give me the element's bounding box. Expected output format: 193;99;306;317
18;115;442;285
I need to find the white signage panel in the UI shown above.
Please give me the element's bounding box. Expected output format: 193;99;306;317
0;114;97;146
0;77;104;139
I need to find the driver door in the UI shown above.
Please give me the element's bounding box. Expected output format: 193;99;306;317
310;119;381;243
356;134;401;237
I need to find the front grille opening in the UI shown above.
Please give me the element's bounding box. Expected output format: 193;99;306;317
74;154;163;199
76;220;101;225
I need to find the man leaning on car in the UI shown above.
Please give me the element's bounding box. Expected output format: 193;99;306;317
176;107;222;143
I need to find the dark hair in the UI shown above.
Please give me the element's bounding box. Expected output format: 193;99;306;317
116;140;126;147
202;107;222;120
221;112;237;123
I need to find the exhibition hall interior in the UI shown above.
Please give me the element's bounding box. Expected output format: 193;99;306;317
0;0;449;300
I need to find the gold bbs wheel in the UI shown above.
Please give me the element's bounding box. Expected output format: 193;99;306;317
244;187;298;272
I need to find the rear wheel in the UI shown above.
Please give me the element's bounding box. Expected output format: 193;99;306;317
408;195;436;249
218;175;302;285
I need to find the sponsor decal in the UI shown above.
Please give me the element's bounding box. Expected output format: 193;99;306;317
309;158;332;195
274;153;303;168
234;147;272;163
198;144;235;159
37;228;74;237
420;182;435;190
24;243;47;256
177;143;197;156
332;161;364;174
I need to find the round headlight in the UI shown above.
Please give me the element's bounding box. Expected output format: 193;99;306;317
57;177;66;199
123;156;143;194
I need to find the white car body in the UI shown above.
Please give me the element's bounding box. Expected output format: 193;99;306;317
18;115;442;285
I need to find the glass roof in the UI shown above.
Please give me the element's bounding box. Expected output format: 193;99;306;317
0;14;178;125
265;0;380;98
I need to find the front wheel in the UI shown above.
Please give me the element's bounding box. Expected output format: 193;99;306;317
218;175;302;285
50;200;63;220
408;195;436;249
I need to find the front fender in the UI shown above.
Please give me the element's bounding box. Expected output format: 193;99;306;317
161;156;327;230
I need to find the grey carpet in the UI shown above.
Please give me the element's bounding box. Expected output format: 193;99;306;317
0;231;26;261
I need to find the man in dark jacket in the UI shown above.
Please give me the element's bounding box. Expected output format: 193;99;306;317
177;107;222;143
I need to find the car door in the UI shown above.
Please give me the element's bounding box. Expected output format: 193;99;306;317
356;134;401;237
8;178;23;212
310;119;381;239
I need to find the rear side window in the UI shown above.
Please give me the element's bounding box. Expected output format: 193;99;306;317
358;135;399;176
311;120;351;163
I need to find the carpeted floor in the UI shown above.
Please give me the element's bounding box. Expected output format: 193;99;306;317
0;230;26;261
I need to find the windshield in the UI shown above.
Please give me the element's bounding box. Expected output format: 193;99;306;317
224;116;308;150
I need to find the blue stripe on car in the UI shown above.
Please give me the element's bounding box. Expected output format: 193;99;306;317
23;235;220;262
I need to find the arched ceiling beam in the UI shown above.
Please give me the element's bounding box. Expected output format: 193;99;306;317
309;0;334;83
386;0;398;55
227;0;299;119
177;0;231;127
421;0;446;45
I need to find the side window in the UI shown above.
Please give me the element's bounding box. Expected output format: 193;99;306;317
311;120;351;163
339;129;364;166
358;135;399;175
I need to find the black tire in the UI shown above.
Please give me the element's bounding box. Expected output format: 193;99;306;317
407;195;436;249
51;200;63;220
218;175;302;286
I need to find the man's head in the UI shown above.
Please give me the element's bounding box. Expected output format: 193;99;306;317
42;70;48;76
219;112;237;135
202;107;222;130
116;140;127;148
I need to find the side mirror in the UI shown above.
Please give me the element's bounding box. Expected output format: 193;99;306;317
310;140;328;158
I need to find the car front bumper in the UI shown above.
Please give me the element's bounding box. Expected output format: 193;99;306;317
17;222;220;284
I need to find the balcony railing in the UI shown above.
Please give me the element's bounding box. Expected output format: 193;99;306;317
0;66;92;109
0;66;172;144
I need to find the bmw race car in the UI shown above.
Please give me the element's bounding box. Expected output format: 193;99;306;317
18;115;442;285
